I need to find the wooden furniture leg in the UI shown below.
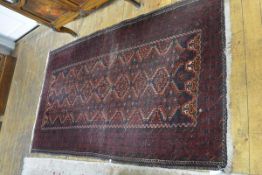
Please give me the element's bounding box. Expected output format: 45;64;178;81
54;27;78;37
124;0;141;8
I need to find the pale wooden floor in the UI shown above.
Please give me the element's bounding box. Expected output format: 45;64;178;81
0;0;261;174
231;0;262;174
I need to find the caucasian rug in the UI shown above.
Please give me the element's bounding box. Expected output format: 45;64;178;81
32;0;228;169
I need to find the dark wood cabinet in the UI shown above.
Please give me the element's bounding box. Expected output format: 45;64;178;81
0;0;140;36
0;54;16;115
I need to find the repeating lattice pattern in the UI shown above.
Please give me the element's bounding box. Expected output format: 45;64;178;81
41;30;202;130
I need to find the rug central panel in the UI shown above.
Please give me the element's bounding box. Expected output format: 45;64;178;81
42;31;201;130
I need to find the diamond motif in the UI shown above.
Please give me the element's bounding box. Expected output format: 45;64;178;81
133;72;148;97
115;75;129;99
152;68;169;95
96;78;111;101
83;81;93;102
67;85;77;105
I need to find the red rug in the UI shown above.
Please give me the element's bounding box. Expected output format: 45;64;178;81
32;0;227;169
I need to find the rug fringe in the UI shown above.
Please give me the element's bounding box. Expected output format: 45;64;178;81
223;0;233;173
22;157;245;175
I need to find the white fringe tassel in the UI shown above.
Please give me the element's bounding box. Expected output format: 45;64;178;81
223;0;233;173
